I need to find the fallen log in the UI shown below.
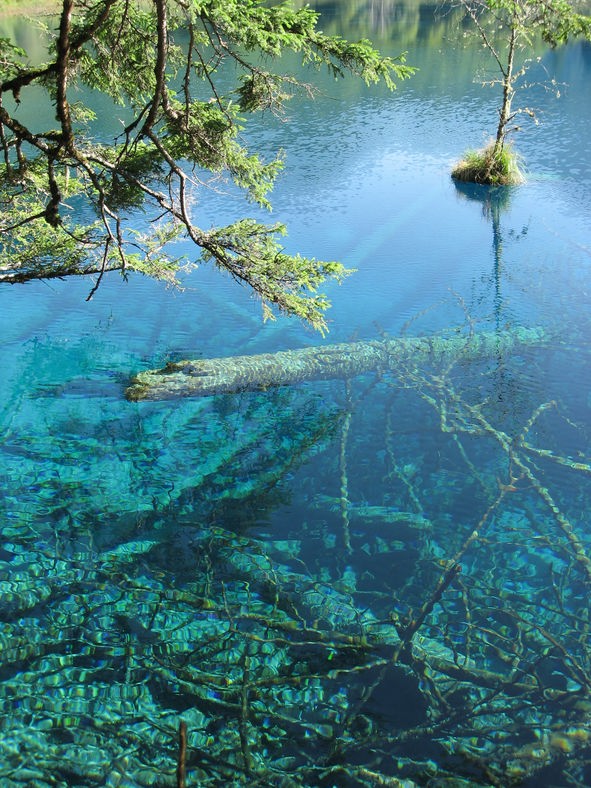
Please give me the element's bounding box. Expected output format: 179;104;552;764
126;326;546;401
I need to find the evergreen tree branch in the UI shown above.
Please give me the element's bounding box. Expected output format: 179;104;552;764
0;0;415;328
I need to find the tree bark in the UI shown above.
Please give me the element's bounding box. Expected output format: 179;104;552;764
494;21;517;154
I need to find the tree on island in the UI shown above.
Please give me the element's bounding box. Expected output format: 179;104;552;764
0;0;413;332
452;0;591;185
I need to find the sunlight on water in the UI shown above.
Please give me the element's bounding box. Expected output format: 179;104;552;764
1;3;591;786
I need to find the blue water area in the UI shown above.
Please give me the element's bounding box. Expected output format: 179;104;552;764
1;2;591;785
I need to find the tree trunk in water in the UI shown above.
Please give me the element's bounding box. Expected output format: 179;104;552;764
126;327;546;401
493;23;518;156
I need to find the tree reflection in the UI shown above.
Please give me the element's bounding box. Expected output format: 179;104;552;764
453;181;515;332
297;0;466;45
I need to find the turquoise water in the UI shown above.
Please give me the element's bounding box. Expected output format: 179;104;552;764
1;3;591;785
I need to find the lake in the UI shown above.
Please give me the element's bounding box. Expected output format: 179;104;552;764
1;1;591;785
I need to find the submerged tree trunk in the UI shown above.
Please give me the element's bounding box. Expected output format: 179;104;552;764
126;327;546;401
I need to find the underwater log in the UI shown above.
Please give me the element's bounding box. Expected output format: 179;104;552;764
126;327;546;401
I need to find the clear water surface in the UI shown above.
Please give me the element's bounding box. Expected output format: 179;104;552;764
1;2;591;785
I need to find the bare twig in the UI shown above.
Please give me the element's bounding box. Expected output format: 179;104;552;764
176;719;187;788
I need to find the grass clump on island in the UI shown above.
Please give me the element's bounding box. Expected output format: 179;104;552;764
452;140;524;186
